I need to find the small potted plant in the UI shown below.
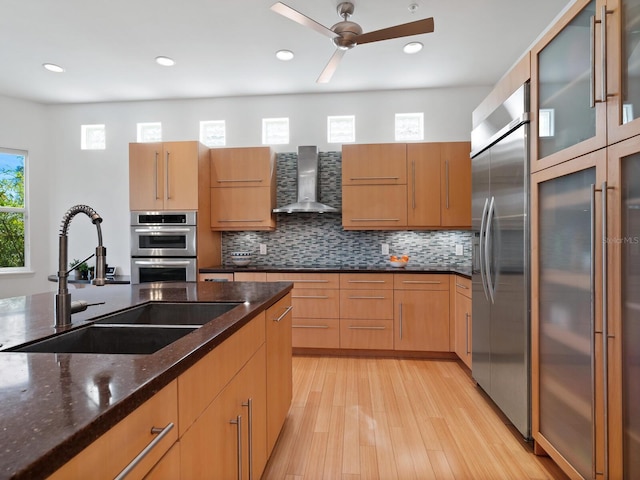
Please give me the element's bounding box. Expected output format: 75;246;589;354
70;259;90;280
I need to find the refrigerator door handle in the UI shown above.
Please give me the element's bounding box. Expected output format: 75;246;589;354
479;197;490;301
485;196;496;304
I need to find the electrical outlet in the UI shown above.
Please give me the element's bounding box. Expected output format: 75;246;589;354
381;243;389;255
455;244;464;255
259;243;267;255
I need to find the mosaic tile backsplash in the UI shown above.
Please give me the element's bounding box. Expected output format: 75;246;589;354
222;151;473;268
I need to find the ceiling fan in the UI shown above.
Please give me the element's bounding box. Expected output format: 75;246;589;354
271;2;434;83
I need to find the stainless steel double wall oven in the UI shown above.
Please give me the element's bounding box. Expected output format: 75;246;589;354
130;211;197;284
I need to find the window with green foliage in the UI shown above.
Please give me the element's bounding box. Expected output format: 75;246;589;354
0;149;27;270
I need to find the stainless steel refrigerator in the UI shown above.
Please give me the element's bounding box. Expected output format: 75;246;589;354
471;82;530;438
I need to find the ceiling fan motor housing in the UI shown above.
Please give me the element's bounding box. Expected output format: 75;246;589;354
331;20;362;49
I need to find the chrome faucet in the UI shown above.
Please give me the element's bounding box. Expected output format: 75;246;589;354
55;205;107;328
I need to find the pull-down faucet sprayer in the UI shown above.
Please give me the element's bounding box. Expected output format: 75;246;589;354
56;205;107;328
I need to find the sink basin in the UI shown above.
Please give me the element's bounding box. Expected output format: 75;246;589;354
94;302;241;326
8;324;198;355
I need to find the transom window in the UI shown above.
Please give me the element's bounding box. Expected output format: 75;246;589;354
137;122;162;142
200;120;226;147
327;115;355;143
395;113;424;141
262;118;289;145
81;124;106;150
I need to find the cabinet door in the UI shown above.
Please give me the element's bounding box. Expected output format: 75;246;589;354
342;184;407;229
129;142;165;211
531;0;607;171
394;290;450;351
407;143;441;227
441;142;472;228
211;147;274;187
606;0;640;144
454;291;472;369
265;294;292;454
342;143;407;185
531;151;606;479
210;186;275;230
605;135;640;480
163;142;200;210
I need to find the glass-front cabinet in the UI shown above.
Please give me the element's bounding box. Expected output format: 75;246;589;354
531;0;640;170
532;138;640;479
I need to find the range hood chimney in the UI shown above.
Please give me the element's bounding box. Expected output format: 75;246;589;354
273;146;339;213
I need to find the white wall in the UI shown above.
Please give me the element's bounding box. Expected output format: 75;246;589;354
0;95;51;298
0;86;489;298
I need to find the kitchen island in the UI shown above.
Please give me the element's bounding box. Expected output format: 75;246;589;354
0;280;292;479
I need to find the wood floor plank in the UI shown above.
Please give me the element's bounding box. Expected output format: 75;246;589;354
263;356;569;480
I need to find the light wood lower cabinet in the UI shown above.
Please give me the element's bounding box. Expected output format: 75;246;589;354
49;381;179;480
265;294;293;453
394;274;450;352
453;275;472;368
266;273;340;349
339;273;394;349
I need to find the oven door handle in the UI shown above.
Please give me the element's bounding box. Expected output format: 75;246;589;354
132;260;193;266
133;228;193;234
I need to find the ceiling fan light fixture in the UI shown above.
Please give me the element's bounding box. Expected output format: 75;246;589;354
155;56;175;67
276;49;295;61
403;41;423;54
43;63;65;73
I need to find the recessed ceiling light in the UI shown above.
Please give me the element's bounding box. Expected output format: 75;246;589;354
43;63;65;73
155;56;176;67
403;42;423;54
276;50;294;61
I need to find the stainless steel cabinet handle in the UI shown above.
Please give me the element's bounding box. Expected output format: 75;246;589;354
402;280;441;285
456;283;469;289
600;6;613;105
230;415;242;480
217;219;264;223
412;160;416;210
349;176;399;181
165;151;171;200
445;160;450;209
292;279;329;283
114;422;174;480
347;280;386;284
601;181;610;480
292;324;329;329
351;218;400;222
292;295;329;299
242;399;253;480
273;305;293;322
154;151;160;200
465;312;470;355
590;14;596;108
399;303;403;340
348;296;386;300
348;325;386;330
216;178;263;183
590;183;597;480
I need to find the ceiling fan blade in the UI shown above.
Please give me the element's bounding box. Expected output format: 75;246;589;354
355;17;434;45
317;49;346;83
271;2;339;39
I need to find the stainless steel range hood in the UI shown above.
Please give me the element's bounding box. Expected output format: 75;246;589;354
273;146;339;213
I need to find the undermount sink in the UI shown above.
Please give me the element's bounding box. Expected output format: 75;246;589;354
8;324;198;355
94;302;241;326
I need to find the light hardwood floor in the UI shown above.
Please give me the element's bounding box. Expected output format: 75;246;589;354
262;356;568;480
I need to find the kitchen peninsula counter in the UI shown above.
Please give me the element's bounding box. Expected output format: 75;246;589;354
0;281;292;479
200;264;472;278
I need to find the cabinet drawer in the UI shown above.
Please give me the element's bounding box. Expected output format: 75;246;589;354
340;319;394;350
50;381;178;480
454;275;472;298
290;288;340;318
292;318;340;348
394;274;450;290
266;272;340;289
339;273;394;289
177;312;265;435
210;186;275;231
342;143;407;185
234;271;267;282
340;289;394;319
199;273;234;282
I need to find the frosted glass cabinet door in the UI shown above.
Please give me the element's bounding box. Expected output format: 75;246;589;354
621;154;640;479
538;167;596;479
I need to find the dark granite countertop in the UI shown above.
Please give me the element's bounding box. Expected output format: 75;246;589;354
0;281;292;480
200;264;472;278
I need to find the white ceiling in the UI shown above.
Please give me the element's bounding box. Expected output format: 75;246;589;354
0;0;570;105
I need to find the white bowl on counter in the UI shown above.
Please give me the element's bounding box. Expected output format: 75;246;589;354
230;252;252;266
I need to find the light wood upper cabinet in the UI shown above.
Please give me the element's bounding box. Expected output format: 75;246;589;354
343;142;470;230
342;143;407;185
129;141;204;211
210;147;276;231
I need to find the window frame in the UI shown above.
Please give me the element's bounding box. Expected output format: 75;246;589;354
0;147;30;273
